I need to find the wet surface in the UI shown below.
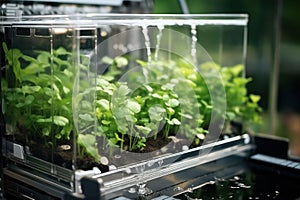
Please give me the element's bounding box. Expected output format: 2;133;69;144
175;165;300;200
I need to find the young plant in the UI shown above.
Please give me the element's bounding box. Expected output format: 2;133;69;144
2;43;100;163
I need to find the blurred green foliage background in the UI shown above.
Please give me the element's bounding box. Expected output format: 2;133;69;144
154;0;300;157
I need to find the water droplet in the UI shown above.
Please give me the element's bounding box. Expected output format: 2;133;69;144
161;146;168;153
182;145;189;151
127;43;134;51
158;159;164;167
237;183;251;189
113;44;118;49
190;24;197;66
137;183;152;195
114;154;121;159
174;186;183;192
154;25;164;61
59;144;71;151
108;165;117;171
100;156;109;165
128;187;136;194
147;160;155;167
192;36;197;42
186;188;193;193
125;167;131;174
141;25;152;63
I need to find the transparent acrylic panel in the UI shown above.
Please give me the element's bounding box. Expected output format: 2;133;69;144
0;15;259;189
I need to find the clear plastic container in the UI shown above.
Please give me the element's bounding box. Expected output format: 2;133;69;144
0;14;254;196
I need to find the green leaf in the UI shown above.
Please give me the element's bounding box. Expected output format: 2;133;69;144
24;95;34;105
135;125;152;135
166;98;179;107
102;56;114;65
55;47;70;56
101;120;111;125
136;59;147;67
21;63;45;77
171;118;181;125
2;42;8;55
166;107;175;115
96;99;110;110
78;134;96;146
226;112;236;121
78;134;100;161
23;54;39;63
149;105;166;121
230;64;244;76
114;133;124;142
63;86;70;94
15;95;35;108
37;52;50;64
21;85;41;94
166;118;174;125
42;128;50;136
37;118;52;123
179;113;193;119
115;85;130;97
63;69;73;77
15;102;25;108
79;114;94;122
233;77;251;85
114;56;128;68
127;100;141;113
250;94;261;103
151;93;162;99
144;84;153;93
161;83;175;91
53;116;69;126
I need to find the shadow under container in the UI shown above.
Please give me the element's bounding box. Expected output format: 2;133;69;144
0;14;248;199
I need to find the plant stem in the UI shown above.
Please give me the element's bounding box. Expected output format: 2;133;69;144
129;134;132;151
129;123;134;151
164;115;171;138
120;133;124;151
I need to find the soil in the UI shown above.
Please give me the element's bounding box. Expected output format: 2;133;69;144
9;121;243;173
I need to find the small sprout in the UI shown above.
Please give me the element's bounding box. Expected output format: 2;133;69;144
166;107;175;115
